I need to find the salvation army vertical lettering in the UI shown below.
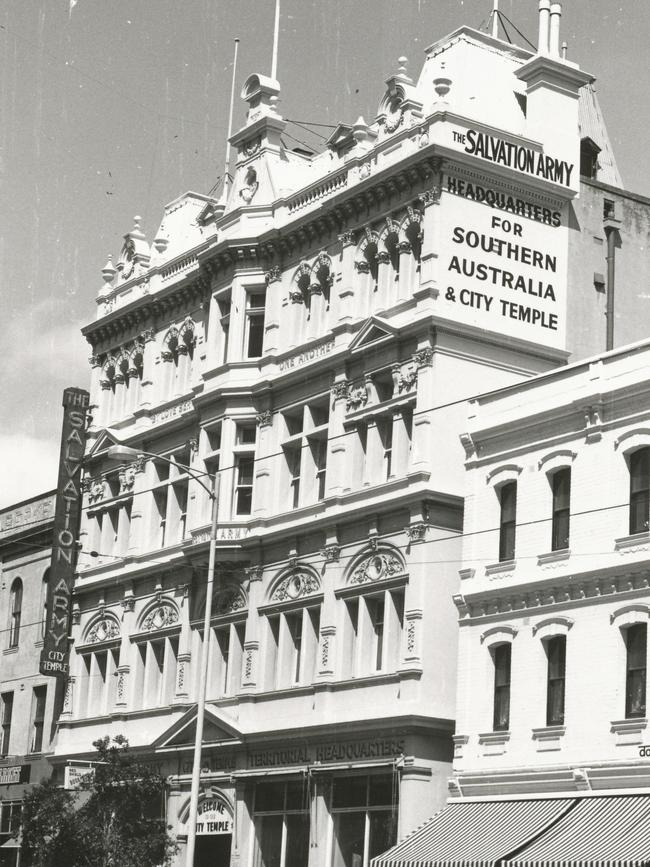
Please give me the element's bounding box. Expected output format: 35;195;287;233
39;387;90;677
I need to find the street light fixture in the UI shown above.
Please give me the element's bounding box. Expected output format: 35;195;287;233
105;444;218;867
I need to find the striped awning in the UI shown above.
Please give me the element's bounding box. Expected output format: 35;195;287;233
504;794;650;867
372;798;575;867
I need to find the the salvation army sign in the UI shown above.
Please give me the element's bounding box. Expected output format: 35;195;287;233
437;170;568;350
182;798;234;836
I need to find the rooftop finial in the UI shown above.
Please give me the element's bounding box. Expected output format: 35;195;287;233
561;40;568;60
397;56;408;76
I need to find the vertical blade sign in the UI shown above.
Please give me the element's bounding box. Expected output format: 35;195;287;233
39;387;90;677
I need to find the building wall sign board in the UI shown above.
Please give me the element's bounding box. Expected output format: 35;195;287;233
0;495;55;538
40;387;90;678
64;766;95;790
0;765;31;786
438;172;568;349
196;799;233;835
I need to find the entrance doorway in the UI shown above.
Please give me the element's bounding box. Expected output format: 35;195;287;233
195;834;232;867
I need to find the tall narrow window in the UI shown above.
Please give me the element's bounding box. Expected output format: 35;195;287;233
368;596;385;671
625;623;647;719
630;448;650;535
379;418;393;481
30;686;47;753
498;482;517;562
235;456;254;515
284;446;302;509
8;579;22;648
546;636;566;726
253;781;309;867
314;439;327;500
331;775;398;867
493;644;511;731
1;693;13;755
246;292;266;358
286;612;303;684
551;468;571;550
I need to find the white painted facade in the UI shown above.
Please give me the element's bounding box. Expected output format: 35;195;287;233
51;8;622;867
454;339;650;797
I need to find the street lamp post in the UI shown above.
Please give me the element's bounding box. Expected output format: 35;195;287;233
105;445;218;867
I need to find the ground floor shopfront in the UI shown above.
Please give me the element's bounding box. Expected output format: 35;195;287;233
153;716;452;867
0;756;52;867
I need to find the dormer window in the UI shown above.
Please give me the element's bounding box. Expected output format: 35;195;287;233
580;137;601;180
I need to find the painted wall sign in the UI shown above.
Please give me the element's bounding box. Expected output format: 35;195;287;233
195;799;233;836
151;400;193;426
192;526;250;545
0;495;55;537
248;738;405;769
0;765;31;786
40;387;90;678
449;127;575;188
437;172;568;349
278;340;335;372
64;765;95;790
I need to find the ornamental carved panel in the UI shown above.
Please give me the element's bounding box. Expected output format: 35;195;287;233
141;603;179;632
349;551;404;585
271;570;321;602
214;585;247;616
86;616;120;644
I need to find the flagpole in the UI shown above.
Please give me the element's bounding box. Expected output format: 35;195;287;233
271;0;280;80
223;38;240;199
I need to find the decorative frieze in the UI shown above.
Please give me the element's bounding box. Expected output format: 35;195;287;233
86;616;120;644
272;570;321;602
142;603;179;632
405;522;428;542
331;380;350;402
350;550;404;585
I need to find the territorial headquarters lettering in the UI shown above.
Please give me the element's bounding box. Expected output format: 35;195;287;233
464;129;575;187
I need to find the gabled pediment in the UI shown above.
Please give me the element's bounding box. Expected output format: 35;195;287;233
349;317;398;353
85;429;120;459
152;705;242;750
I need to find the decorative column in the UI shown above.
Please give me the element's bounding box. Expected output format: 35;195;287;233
138;328;157;410
241;565;263;694
337;231;356;323
391;405;411;479
174;584;192;703
411;345;434;473
253;410;273;518
264;266;282;353
376;249;392;312
126;456;147;556
417;164;443;300
327;379;349;495
364;417;383;487
87;354;103;429
117;588;136;710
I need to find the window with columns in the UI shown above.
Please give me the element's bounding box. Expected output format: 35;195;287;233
131;601;180;710
76;614;121;718
150;446;191;548
87;468;134;559
280;398;329;510
161;320;196;398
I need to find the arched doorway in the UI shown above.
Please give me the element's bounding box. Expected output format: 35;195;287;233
182;793;234;867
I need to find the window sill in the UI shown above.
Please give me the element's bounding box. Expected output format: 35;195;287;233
531;725;565;751
611;717;647;745
615;532;650;553
478;730;510;756
537;549;570;567
485;560;516;577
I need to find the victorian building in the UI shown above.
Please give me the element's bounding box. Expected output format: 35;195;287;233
0;491;57;867
375;338;650;866
50;3;648;866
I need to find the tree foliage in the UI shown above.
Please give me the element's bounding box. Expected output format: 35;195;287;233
20;736;177;867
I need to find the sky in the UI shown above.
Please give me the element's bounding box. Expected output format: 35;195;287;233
1;0;649;509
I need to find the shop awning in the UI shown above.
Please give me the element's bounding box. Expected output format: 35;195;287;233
372;797;575;867
504;794;650;867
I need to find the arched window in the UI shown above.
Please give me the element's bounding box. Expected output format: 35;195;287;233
41;568;50;639
629;447;650;535
9;579;22;648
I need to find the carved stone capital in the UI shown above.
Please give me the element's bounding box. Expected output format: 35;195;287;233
331;380;350;401
419;187;441;206
398;240;412;254
322;544;341;562
355;260;370;274
246;565;264;583
265;265;282;284
141;328;156;343
289;289;305;304
99;379;112;391
413;346;434;367
256;410;273;428
377;250;391;265
309;282;323;296
89;355;102;368
338;230;355;247
405;522;428;542
160;349;174;362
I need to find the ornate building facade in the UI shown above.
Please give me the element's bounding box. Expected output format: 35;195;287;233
0;492;57;867
51;5;639;866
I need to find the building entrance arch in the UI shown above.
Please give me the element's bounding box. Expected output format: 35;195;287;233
180;792;234;867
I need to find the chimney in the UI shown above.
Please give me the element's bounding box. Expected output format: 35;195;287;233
538;0;550;54
549;3;562;57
